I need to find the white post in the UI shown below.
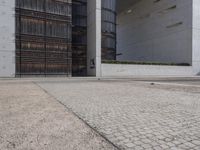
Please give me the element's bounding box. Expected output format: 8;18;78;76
192;0;200;75
87;0;102;77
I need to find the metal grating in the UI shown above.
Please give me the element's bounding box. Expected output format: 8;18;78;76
72;0;87;76
15;0;72;76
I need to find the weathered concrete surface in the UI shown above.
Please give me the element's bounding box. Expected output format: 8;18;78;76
0;80;116;150
117;0;192;65
0;0;15;77
37;79;200;150
101;64;193;77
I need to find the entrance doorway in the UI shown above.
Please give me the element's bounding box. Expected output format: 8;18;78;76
15;0;72;76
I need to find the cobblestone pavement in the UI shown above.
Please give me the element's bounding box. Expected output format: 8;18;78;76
0;80;116;150
38;79;200;150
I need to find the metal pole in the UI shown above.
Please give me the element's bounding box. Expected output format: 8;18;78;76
19;0;22;77
44;0;47;76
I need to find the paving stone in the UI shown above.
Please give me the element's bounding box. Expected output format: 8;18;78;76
192;140;200;146
141;139;152;144
153;146;163;150
134;140;143;145
160;144;169;149
184;142;196;148
142;143;152;149
173;141;182;145
166;142;176;147
134;145;144;150
125;143;135;148
170;147;182;150
39;80;200;150
178;144;190;149
193;146;200;150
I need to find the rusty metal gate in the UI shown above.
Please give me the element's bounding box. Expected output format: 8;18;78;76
15;0;72;76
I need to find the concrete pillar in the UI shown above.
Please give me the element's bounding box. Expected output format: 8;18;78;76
87;0;101;77
192;0;200;75
0;0;15;77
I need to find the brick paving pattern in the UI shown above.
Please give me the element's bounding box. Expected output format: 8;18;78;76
38;80;200;150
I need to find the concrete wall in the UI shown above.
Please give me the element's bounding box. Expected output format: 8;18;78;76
192;0;200;75
102;64;193;77
0;0;15;77
87;0;101;77
117;0;192;65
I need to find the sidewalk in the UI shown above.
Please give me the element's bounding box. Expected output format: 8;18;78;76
0;80;116;150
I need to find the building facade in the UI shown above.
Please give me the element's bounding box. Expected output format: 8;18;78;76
0;0;200;77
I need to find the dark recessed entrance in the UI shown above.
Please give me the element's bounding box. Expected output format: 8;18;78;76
72;0;87;76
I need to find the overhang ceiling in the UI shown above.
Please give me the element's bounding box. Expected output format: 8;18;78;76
117;0;140;13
